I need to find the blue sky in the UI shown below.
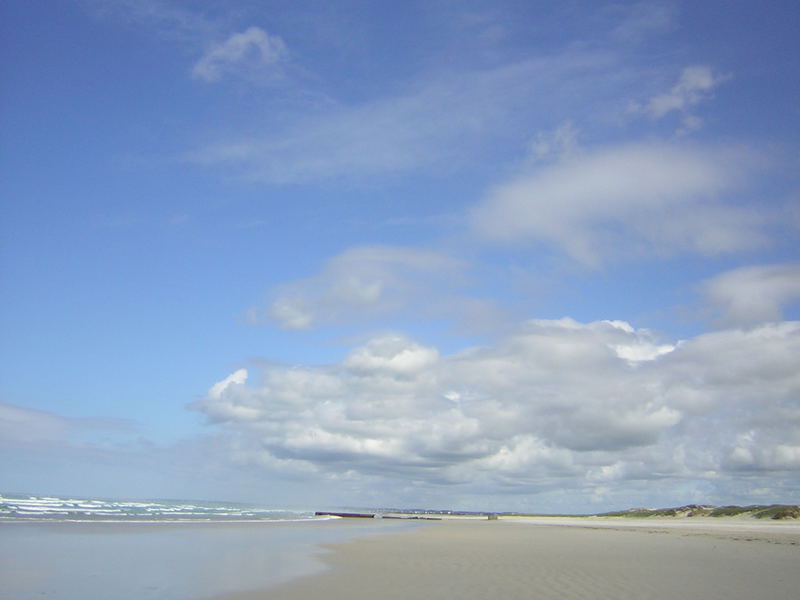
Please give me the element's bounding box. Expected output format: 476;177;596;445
1;0;799;513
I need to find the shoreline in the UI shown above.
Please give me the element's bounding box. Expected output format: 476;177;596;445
2;515;797;600
0;518;423;600
217;516;800;600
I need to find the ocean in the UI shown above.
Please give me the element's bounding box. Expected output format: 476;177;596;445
0;492;423;600
0;492;322;523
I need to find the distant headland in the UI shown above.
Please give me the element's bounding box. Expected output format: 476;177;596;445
595;504;800;520
317;504;800;520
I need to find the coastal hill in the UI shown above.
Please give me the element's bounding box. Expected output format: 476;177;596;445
324;504;800;520
595;504;800;520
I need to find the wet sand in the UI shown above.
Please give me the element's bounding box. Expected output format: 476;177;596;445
0;519;422;600
219;517;800;600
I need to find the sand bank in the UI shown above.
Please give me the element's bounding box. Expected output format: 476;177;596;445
219;517;800;600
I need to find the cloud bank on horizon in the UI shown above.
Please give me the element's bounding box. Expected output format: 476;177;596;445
1;0;798;512
194;321;799;505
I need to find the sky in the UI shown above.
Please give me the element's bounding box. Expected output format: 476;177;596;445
1;0;799;514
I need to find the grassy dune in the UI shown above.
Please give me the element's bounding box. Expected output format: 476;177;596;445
596;504;800;520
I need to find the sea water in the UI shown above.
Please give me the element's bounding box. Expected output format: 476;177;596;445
0;493;321;522
0;493;423;600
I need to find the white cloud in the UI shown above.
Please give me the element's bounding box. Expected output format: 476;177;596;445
611;341;674;363
0;403;71;443
471;142;765;264
192;27;287;82
629;65;728;135
612;1;678;42
643;65;726;119
344;335;439;376
527;121;580;163
192;319;800;494
252;246;465;330
729;440;800;471
0;402;136;445
188;52;619;182
89;0;218;44
701;264;800;326
208;368;248;400
266;300;313;330
88;4;288;84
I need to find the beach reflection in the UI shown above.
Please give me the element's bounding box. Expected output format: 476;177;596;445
0;519;420;600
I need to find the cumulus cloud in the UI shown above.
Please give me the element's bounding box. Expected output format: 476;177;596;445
344;336;439;375
251;246;465;330
192;27;287;82
192;319;800;495
701;264;800;326
208;368;249;400
471;142;766;265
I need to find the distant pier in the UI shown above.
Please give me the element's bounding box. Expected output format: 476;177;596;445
315;511;376;518
315;511;444;520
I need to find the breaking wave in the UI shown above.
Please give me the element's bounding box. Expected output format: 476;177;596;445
0;492;322;522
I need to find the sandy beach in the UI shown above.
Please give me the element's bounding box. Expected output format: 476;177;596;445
219;517;800;600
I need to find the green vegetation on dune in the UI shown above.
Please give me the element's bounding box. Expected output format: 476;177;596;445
598;505;711;518
377;505;800;520
596;504;800;520
751;506;800;520
708;506;757;517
